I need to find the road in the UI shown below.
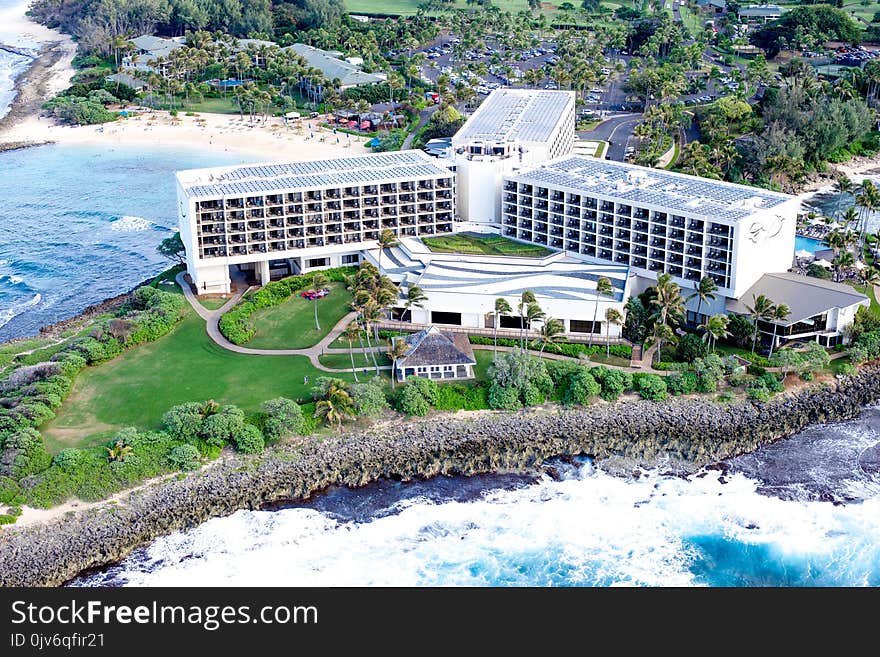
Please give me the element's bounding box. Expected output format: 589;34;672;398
578;113;641;162
402;105;439;150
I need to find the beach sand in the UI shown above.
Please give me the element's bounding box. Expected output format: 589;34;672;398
2;108;372;160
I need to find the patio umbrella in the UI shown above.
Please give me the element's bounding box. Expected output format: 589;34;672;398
814;258;833;268
854;260;866;270
795;249;814;259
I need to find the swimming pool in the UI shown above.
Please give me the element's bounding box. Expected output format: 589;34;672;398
795;235;826;254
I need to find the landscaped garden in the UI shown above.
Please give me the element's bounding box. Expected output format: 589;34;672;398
421;233;553;258
245;281;353;349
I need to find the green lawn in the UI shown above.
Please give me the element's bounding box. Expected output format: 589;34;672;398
589;353;632;367
852;284;880;315
40;310;358;452
472;349;496;381
198;297;228;310
245;282;353;349
318;352;392;371
422;233;553;258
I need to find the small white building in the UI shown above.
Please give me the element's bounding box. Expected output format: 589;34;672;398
393;326;477;382
452;89;576;225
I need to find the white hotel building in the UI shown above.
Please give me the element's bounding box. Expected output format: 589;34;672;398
174;88;866;345
176;151;455;294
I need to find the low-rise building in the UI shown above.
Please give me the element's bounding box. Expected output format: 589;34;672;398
285;43;385;94
393;326;477;382
738;4;784;21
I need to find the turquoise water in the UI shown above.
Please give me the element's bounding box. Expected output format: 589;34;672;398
795;235;826;254
0;144;259;341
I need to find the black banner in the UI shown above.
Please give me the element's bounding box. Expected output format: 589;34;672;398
0;587;868;652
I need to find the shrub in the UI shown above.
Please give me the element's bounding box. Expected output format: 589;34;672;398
488;351;553;407
52;448;88;472
747;386;771;402
636;374;668;401
162;402;205;442
716;391;736;403
199;405;245;446
433;384;489;411
747;364;766;377
167;444;201;471
487;383;521;410
1;427;52;478
234;425;265;454
0;476;21;505
799;371;815;381
261;397;306;440
398;384;431;416
838;363;856;377
403;376;439;406
467;335;632;359
564;368;601;406
666;371;698;396
592;367;631;401
676;333;709;363
759;372;784;393
728;373;749;387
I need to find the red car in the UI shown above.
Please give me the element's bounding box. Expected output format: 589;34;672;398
301;288;330;301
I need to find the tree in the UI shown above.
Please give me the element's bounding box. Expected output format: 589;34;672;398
105;439;132;462
376;228;399;272
605;308;624;358
534;317;564;354
744;294;785;353
517;290;537;351
491;297;513;361
386;337;409;389
769;348;802;381
700;313;730;352
588;277;614;348
157;232;186;265
687;277;718;323
260;397;304;442
404;285;427;322
676;333;709;363
650;273;685;330
343;322;361;383
313;380;355;428
651;322;677;364
310;272;329;331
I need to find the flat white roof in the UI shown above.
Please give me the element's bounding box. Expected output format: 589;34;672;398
453;89;574;146
416;257;629;303
177;151;451;199
508;156;794;223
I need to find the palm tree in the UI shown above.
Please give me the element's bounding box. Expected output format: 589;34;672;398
834;250;855;283
386;337;410;389
652;323;677;365
314;382;355;429
105;440;132;462
687;276;718;324
403;285;427;322
343;322;361;383
858;264;880;288
856;179;879;261
699;313;730;352
588;277;614;348
744;293;777;353
310;272;329;331
524;302;545;351
650;273;686;329
518;290;537;351
376;229;399;272
604;308;624;357
534;317;564;354
492;297;512;361
833;175;853;221
767;303;791;358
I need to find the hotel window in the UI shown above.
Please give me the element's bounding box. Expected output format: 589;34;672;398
307;257;330;268
341;254;360;264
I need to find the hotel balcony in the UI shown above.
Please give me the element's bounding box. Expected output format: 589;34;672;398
581;245;597;257
325;201;341;211
245;197;263;208
417;182;434;191
246;208;265;219
306;203;322;213
226;199;244;209
615;253;629;264
599;249;613;260
197;200;222;211
687;233;703;245
437;223;453;233
268;241;285;252
268;218;284;228
287;228;304;238
669;230;685;241
565;240;578;251
505;227;517;237
249;244;267;254
288;239;305;250
567;194;581;205
266;194;283;205
380;184;397;194
632;257;647;269
326;223;342;234
382;195;397;205
649;261;663;272
534;234;548;245
286;193;303;203
306;215;323;225
307;237;325;247
286;205;303;216
617;205;632;217
231;245;247;256
504;181;517;192
382;218;399;228
247;220;266;231
551;192;564;202
688;220;704;231
668;266;683;277
437;213;453;222
343;235;362;244
709;224;730;235
400;182;415;192
536;187;548;198
364;221;379;230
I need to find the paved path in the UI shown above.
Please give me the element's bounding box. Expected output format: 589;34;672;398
175;271;387;372
402;105;438;150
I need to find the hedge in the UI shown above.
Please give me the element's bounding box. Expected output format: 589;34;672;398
467;335;632;359
219;267;356;345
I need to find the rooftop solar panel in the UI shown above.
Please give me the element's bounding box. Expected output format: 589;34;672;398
453;89;574;145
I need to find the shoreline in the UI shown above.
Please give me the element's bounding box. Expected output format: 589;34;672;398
2;364;880;586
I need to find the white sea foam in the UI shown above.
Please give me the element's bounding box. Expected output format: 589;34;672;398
78;465;880;587
109;216;155;232
0;292;41;330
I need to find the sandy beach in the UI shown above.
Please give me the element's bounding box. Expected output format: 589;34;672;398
2;108;372;159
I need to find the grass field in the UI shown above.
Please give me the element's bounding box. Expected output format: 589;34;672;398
40;309;360;452
852;283;880;314
198;297;228;310
318;352;392;371
422;233;553;257
245;282;352;349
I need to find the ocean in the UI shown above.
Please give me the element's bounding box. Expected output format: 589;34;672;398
0;0;38;119
74;406;880;587
0;144;257;341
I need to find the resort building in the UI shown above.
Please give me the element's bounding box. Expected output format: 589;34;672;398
365;235;631;339
175;151;456;294
393;326;477;382
738;4;784;21
124;35;184;76
284;43;385;93
727;273;869;348
501;156;801;321
451;89;576;224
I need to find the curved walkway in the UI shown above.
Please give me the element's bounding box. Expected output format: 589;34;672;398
175;271;388;372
